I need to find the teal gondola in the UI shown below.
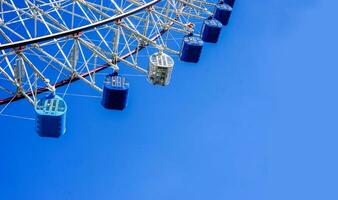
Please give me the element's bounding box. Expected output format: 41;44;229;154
35;94;67;138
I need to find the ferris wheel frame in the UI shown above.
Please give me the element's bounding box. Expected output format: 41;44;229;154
0;0;235;132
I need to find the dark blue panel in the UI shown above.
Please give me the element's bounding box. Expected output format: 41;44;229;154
101;75;129;110
214;3;232;26
201;18;222;43
180;36;204;63
36;115;66;138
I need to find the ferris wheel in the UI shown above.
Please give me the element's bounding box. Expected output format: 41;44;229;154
0;0;235;137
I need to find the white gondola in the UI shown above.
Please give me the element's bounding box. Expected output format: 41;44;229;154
148;52;174;86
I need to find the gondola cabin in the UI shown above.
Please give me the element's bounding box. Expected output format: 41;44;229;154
101;74;129;110
180;36;204;63
213;3;232;26
201;18;223;43
35;94;67;138
148;52;174;86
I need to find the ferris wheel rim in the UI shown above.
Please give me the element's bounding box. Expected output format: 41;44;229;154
0;0;161;51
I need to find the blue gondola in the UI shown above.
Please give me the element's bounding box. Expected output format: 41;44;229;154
180;35;204;63
35;94;67;138
214;3;232;26
101;73;129;110
201;18;222;43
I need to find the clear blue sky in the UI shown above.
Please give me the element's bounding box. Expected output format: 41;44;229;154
1;0;338;199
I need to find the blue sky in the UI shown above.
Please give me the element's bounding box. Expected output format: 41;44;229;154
1;0;338;199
